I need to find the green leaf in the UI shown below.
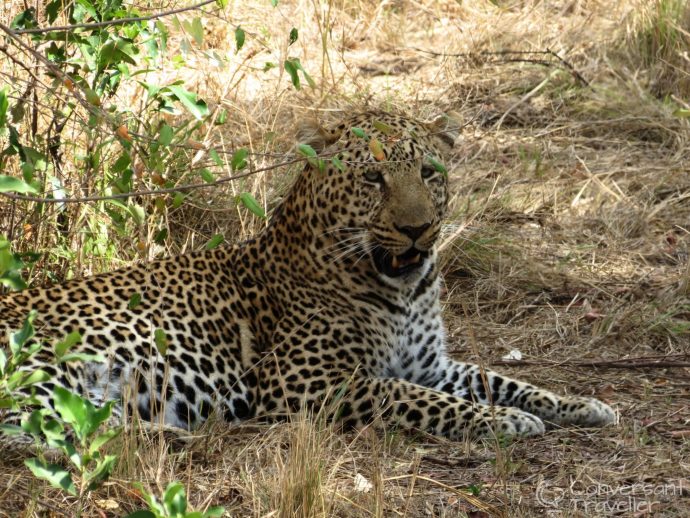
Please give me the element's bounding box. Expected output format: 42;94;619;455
84;88;101;106
21;409;45;437
0;423;24;436
9;311;36;357
154;228;168;244
373;120;394;135
163;482;187;515
54;331;82;359
53;386;89;433
235;26;245;52
133;482;167;515
216;108;228;125
90;400;115;430
0;175;38;194
200;169;215;183
209;148;223;166
331;157;345;172
238;193;266;219
298;144;324;171
88;428;121;455
674;108;690;118
19;369;50;387
283;58;314;90
129;292;142;309
0;88;8;128
55;437;80;467
167;85;208;120
1;271;27;291
159;124;173;146
205;234;224;250
351;127;368;140
123;512;156;518
154;328;168;356
231;148;249;171
427;156;448;176
41;418;66;443
289;28;298;46
24;458;76;495
300;69;315;88
215;0;228;7
297;144;317;158
10;8;37;30
85;454;118;491
45;0;62;23
0;398;18;409
271;0;278;6
128;204;146;225
284;59;300;90
204;507;226;518
112;153;131;174
172;192;185;209
184;17;204;46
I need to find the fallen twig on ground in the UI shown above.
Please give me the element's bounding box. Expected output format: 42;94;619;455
491;354;690;369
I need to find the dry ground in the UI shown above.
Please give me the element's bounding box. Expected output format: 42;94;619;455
1;0;689;516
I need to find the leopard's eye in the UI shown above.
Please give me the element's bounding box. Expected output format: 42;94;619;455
363;170;384;183
421;165;436;179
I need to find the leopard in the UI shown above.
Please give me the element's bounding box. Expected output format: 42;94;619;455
0;111;615;441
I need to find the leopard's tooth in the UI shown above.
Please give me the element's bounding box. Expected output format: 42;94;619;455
391;256;400;269
411;253;421;264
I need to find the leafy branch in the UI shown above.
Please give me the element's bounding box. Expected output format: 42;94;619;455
13;0;218;35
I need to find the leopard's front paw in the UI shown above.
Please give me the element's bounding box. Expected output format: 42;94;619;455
471;407;545;438
555;397;616;428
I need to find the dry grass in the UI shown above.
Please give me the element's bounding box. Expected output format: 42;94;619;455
1;0;690;516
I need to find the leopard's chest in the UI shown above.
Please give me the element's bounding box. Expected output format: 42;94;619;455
379;277;447;381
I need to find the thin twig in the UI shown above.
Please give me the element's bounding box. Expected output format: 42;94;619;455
492;354;690;369
0;118;476;204
13;0;217;35
545;47;590;88
408;47;590;86
0;161;297;204
0;21;113;125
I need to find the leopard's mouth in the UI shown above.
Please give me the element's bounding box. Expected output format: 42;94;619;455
371;246;429;278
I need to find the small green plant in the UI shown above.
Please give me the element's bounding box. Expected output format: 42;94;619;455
20;389;121;504
0;311;49;412
0;313;103;415
466;483;483;496
1;314;224;515
1;313;119;515
0;235;40;292
125;482;225;518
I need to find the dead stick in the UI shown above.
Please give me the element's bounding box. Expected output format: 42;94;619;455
492;355;690;369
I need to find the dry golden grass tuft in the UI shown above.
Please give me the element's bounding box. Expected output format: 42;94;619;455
1;0;690;516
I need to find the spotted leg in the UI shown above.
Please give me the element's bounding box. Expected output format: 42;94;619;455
256;349;545;439
258;318;542;439
404;354;615;428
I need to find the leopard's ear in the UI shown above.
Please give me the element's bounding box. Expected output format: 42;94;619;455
424;112;461;150
295;119;341;153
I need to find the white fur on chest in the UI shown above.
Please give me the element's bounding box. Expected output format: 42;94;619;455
384;276;450;382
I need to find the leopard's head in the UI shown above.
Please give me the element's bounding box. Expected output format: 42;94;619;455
299;112;459;279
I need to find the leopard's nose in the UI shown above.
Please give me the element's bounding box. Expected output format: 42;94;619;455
395;223;431;241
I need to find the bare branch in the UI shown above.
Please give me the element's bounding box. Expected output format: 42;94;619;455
408;47;590;86
492;354;690;369
13;0;217;35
